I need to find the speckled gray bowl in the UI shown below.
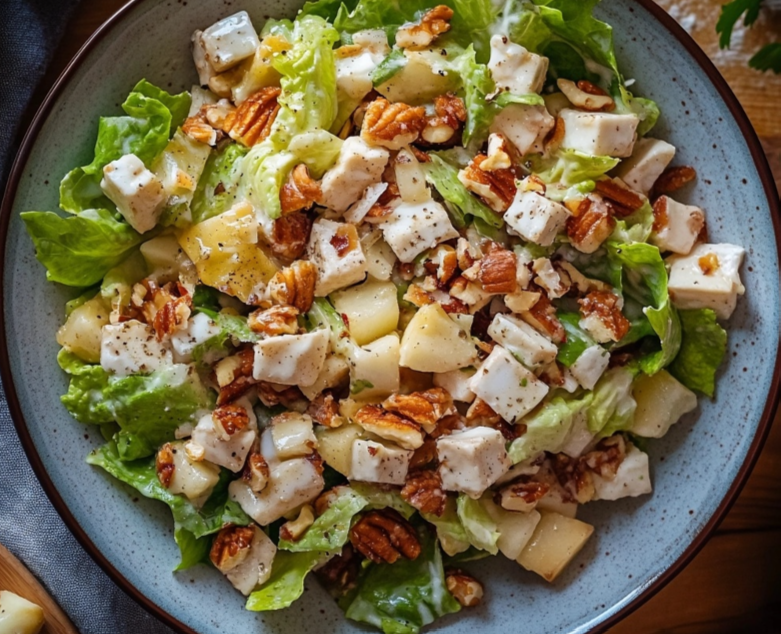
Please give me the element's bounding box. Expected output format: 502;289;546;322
2;0;780;632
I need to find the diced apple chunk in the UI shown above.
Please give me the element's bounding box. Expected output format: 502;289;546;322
482;497;541;560
399;303;478;373
315;424;365;477
57;296;111;363
517;511;594;581
332;280;399;345
631;370;697;438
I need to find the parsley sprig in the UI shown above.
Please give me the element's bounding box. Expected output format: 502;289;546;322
716;0;780;74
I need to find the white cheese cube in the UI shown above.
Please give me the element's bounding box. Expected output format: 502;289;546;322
433;368;477;403
592;444;652;500
436;426;512;498
488;34;548;95
487;313;558;369
650;196;705;255
559;109;639;158
320;137;389;212
532;258;569;299
100;321;172;376
631;370;698;438
614;137;676;194
229;457;324;525
505;191;570;247
490;104;554;156
351;439;412;485
336;30;389;101
166;440;221;502
100;154;165;233
200;11;259;73
380;199;459;263
271;413;317;459
192;32;217;86
568;344;610;390
169;312;222;364
307;218;368;296
224;525;277;596
349;333;401;400
252;329;329;386
192;412;257;473
667;243;745;319
469;346;549;422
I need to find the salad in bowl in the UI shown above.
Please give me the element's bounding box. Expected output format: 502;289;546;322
21;0;746;631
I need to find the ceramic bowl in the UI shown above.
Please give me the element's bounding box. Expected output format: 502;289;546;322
2;0;779;632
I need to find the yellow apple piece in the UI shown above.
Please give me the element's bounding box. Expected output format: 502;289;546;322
315;424;365;477
399;303;478;373
331;280;399;345
56;296;110;363
517;510;594;582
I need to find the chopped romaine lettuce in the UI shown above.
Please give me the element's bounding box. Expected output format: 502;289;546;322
531;149;619;187
557;312;597;367
456;494;499;554
587;365;637;437
246;551;326;611
669;309;728;397
422;498;470;556
191;143;249;224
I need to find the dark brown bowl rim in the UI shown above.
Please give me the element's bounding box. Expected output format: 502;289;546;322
1;0;779;632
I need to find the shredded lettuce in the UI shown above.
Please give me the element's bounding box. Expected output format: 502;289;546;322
246;551;326;611
587;366;637;437
669;309;728;397
190;143;248;224
455;494;499;554
422;498;470;556
557;312;597;367
532;149;619;187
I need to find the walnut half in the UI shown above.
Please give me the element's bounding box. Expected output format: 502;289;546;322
349;509;422;564
445;570;484;607
401;469;448;516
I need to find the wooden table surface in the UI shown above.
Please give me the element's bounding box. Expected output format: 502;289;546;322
32;0;781;632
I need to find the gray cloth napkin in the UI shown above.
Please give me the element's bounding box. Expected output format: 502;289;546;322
0;1;173;631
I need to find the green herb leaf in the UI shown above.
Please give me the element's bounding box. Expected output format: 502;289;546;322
749;42;781;73
716;0;763;49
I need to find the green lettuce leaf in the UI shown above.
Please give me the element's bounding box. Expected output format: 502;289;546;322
191;309;261;364
668;309;728;397
21;209;144;287
341;524;460;634
422;497;470;556
58;349;114;424
587;366;637;437
278;487;368;552
246;551;325;611
532;149;619;187
191;143;249;224
610;200;654;244
100;251;147;313
350;482;416;518
557;312;597;367
174;527;211;571
456;494;499;554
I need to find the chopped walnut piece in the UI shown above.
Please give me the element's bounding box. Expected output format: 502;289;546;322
257;382;307;411
594;178;645;216
361;98;428;150
153;294;192;341
408;438;438;471
481;134;513;172
465;398;502;427
422;93;467;144
579;290;631;343
156;443;175;488
446;570;483;607
213;403;251;439
551;453;595;504
241;444;270;493
652;195;669;233
279;505;315;542
349;509;422;564
396;5;454;49
182;110;220;146
248;304;300;336
458;154;517;212
270;212;313;262
498;478;550;512
215;349;256;404
566;195;616;254
280;164;322;215
185;441;205;462
557;78;615;112
403;283;436;308
354;404;425;450
307;391;342;428
522;290;566;343
223;86;281;147
210;526;255;573
429;413;466;440
314;543;362;595
401;469;448;516
139;281;192;340
651;165;697;197
268;260;318;312
383;387;455;433
478;245;517;294
582;435;627;479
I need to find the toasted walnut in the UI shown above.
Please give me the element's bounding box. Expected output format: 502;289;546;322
350;509;422;564
223;86;281;146
582;435;627;479
361;98;428;150
566;195;616;254
307;391;343;428
139;281;192;340
270;212;312;262
401;470;448;516
213;403;251;439
257;382;307;411
446;570;483;607
478;244;517;294
522;290;566;343
183;109;221;146
210;526;255;573
594;178;645;217
215;349;256;403
579;290;631;342
242;444;270;492
557;78;614;112
544;115;567;155
482;134;514;172
403;284;436;308
551;453;595;504
652;196;669;233
280;164;322;215
156;443;175;488
268;260;317;312
422;92;466;144
203;99;236;130
314;543;362;595
465;398;502;427
651;165;697;197
458;154;516;212
354;404;425;450
248;304;299;336
429;413;465;440
153;294;192;341
383;388;455;433
279;505;316;542
396;5;453;48
408;438;438;471
498;478;550;512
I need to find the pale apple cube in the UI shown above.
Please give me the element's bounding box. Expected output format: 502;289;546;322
308;218;368;296
488;34;548;95
487;313;558;370
100;321;172;376
592;444;653;500
433;368;477;403
349;333;401;400
252;329;329;387
200;11;259;72
375;49;456;106
223;525;277;596
517;511;594;581
399;303;478;373
505;190;570;247
380;199;459;263
631;370;697;438
437;426;512;498
336;30;389;101
166;440;221;502
100;154;165;233
271;413;317;459
482;497;542;560
316;424;365;477
320;137;389;212
651;196;705;255
568;344;610;391
0;591;45;634
667;243;745;319
489;104;554;156
614;137;676;194
299;355;350;401
559;109;639;158
351;439;412;485
331;280;399;346
469;345;549;423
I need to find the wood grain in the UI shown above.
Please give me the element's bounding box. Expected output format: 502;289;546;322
0;544;77;634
